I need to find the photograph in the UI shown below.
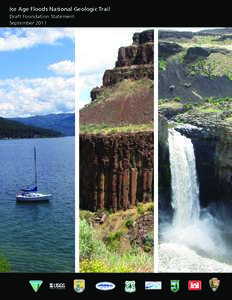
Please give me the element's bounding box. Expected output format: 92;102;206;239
0;28;75;272
78;28;155;272
158;27;232;272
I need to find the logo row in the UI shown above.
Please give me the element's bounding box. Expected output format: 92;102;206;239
29;278;220;293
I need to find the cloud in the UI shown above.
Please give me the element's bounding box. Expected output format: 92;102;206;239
0;28;74;51
0;76;75;117
48;60;75;76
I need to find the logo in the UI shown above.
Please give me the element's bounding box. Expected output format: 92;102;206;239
145;281;162;290
188;280;202;290
74;279;85;293
125;281;136;293
49;283;65;290
29;280;43;292
209;278;220;292
95;282;115;291
170;280;179;293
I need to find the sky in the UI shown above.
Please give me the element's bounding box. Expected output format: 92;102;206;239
0;27;219;117
76;27;152;110
0;28;75;118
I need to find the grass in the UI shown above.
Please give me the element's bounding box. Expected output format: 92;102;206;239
79;203;154;272
187;53;232;79
79;122;154;134
82;78;154;109
159;101;183;110
0;252;10;272
169;35;232;51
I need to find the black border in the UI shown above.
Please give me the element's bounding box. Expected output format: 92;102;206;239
0;0;230;298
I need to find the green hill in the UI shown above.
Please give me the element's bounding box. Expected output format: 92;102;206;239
0;117;62;139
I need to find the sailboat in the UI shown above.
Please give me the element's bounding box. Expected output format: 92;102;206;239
16;147;52;202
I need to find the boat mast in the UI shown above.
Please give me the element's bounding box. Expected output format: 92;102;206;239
34;146;37;188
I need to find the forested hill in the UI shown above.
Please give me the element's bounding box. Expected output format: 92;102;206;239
0;117;62;139
11;113;75;136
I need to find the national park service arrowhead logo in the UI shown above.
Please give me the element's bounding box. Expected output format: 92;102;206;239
170;280;179;292
209;278;220;292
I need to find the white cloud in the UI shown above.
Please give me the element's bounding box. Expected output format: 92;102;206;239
0;28;75;51
0;76;75;117
48;60;75;76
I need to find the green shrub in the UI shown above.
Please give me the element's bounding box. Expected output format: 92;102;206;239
146;203;154;212
105;231;123;252
137;203;145;214
159;59;167;71
173;96;181;102
143;231;154;253
124;217;133;228
79;219;104;258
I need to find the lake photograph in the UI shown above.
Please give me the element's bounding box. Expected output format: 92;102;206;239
0;28;75;272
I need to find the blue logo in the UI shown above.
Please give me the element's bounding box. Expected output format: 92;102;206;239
145;281;162;290
95;282;115;291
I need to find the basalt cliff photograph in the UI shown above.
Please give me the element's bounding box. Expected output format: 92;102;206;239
79;28;154;272
158;28;232;272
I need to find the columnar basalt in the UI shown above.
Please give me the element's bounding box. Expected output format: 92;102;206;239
80;132;154;211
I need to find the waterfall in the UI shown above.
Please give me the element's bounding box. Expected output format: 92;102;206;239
159;128;232;272
168;128;200;227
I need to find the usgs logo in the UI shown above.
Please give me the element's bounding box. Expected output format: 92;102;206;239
95;282;115;291
49;283;65;289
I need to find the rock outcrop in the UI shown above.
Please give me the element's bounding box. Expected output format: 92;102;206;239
174;123;232;204
158;38;232;101
80;132;154;211
90;29;154;101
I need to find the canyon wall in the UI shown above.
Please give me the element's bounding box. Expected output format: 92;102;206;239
80;132;154;211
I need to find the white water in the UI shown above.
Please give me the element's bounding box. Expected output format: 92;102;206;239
159;128;232;272
168;128;200;226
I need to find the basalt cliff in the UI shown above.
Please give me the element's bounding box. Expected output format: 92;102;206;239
80;29;154;211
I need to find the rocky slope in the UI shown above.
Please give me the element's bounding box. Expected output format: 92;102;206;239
159;37;232;101
80;29;154;127
158;29;232;206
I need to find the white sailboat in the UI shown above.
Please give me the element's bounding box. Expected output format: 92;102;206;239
16;147;52;202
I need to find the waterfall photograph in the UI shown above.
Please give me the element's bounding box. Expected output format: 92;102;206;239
158;27;232;272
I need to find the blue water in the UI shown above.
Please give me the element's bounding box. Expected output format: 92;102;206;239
0;137;75;272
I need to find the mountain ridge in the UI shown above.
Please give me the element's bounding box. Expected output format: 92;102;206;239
10;112;75;136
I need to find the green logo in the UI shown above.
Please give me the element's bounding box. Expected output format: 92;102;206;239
29;280;43;292
170;280;179;293
125;280;136;293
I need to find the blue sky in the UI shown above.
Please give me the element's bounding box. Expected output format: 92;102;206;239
0;28;75;117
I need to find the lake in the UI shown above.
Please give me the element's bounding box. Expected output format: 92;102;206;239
0;136;75;272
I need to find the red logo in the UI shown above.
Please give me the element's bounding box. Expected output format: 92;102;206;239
188;280;202;290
